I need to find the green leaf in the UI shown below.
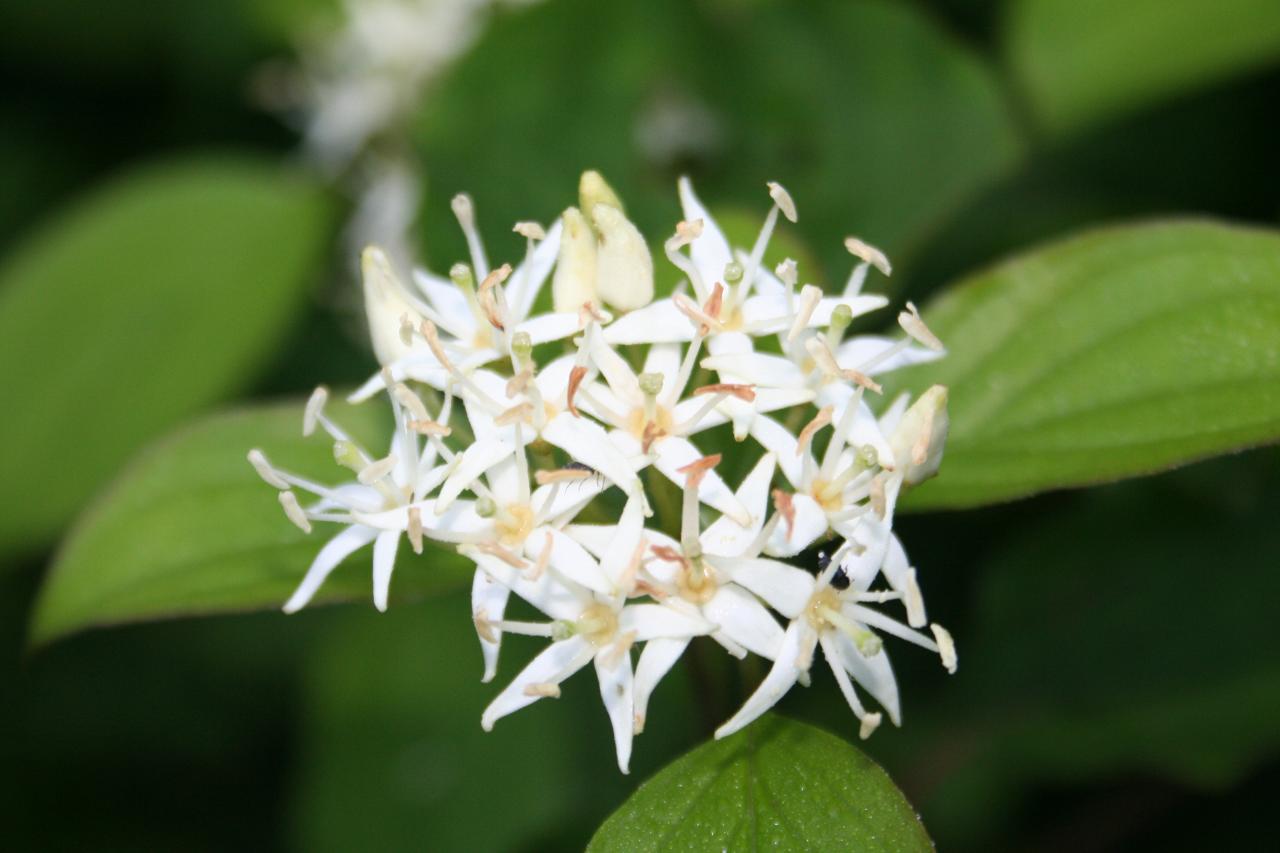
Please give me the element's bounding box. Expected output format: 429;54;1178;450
890;220;1280;509
0;157;333;553
912;453;1280;846
588;715;932;852
1007;0;1280;135
30;400;469;646
415;0;1019;281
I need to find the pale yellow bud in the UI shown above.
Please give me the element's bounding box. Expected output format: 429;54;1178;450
361;246;424;366
889;385;949;485
593;203;654;312
579;169;623;218
551;207;598;313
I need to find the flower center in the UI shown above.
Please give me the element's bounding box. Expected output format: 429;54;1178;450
626;403;673;441
676;556;718;604
495;503;534;547
577;603;619;647
810;478;844;511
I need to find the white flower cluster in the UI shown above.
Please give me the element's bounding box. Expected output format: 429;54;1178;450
249;172;956;772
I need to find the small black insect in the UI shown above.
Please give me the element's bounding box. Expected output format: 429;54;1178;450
817;550;850;590
564;460;606;489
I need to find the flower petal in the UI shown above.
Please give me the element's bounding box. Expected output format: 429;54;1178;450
765;493;828;557
701;452;776;557
529;526;613;594
678;176;733;287
411;268;474;339
837;335;945;376
704;585;785;660
542;412;641;496
481;635;594;731
594;649;635;774
826;628;901;725
371;528;400;612
602;298;696;345
633;636;689;734
507;218;563;322
516;311;582;347
619;603;713;641
468;550;591;622
472;568;510;683
748;415;802;487
713;557;815;619
599;495;645;590
715;620;815;739
282;525;379;614
436;438;514;512
701;352;803;387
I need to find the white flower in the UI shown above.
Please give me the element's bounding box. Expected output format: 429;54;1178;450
248;171;956;769
468;495;713;773
715;537;957;742
247;382;452;613
567;453;790;732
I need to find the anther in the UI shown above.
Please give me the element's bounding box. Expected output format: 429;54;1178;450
523;682;562;698
898;302;944;351
358;455;398;485
247;449;288;489
513;221;546;241
407;507;424;554
932;623;957;673
844;236;892;276
767;181;798;223
303;387;329;437
278;490;312;533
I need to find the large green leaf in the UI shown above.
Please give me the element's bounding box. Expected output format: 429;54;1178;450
890;220;1280;509
0;157;333;553
414;0;1019;283
1006;0;1280;135
588;715;932;852
908;452;1280;846
30;400;469;646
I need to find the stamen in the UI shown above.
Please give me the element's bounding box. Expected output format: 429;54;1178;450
578;300;609;325
702;282;724;321
844;236;891;276
804;337;884;394
248;449;288;489
904;569;926;627
513;221;545;241
931;623;957;673
477;263;513;331
663;335;704;408
898;302;944;351
650;544;689;570
473;612;498;643
797;406;833;456
787;284;823;343
475;541;528;568
870;472;887;518
821;389;865;481
859;712;882;740
534;467;595;485
407;506;424;554
598;630;637;670
693;383;755;402
676;453;720;491
641;421;664;454
408;418;452;436
528;531;554;581
523;682;562;698
451;193;489;278
665;219;707;299
357;454;398;485
420;320;503;414
495;402;534;426
303;387;329;437
278;491;312;533
767;181;798;223
494;619;557;638
566;365;587;417
772;489;796;541
672;292;719;335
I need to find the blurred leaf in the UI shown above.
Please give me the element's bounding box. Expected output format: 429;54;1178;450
890;220;1280;509
30;399;469;646
414;0;1020;282
588;715;932;851
915;453;1280;845
292;593;702;853
0;157;333;554
1007;0;1280;135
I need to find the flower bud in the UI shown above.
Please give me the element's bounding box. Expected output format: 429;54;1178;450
592;203;654;312
579;169;623;217
551;207;598;313
361;246;424;366
889;385;949;485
